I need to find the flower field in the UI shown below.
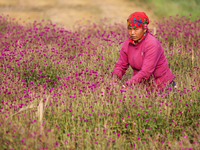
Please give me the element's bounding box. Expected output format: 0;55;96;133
0;14;200;149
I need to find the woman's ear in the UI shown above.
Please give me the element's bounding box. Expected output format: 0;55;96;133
144;28;147;33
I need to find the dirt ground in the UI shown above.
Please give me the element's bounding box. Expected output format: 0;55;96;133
0;0;157;30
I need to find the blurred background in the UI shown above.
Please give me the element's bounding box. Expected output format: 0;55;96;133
0;0;199;30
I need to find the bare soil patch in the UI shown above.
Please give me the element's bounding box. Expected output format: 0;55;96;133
0;0;157;30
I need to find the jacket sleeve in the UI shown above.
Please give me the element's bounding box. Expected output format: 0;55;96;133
112;43;129;80
127;40;161;85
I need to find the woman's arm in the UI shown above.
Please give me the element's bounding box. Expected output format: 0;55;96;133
126;41;161;85
112;45;129;80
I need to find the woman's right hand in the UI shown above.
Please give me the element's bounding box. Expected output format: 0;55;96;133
111;74;118;83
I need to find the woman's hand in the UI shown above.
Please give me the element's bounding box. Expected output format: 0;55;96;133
111;74;119;83
110;74;129;90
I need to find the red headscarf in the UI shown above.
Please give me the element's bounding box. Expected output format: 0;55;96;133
127;12;149;31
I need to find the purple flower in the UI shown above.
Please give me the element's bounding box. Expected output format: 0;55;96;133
64;140;67;144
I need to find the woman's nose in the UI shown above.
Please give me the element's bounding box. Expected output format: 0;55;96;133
131;29;135;34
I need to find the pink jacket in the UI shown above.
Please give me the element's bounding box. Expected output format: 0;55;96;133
112;33;174;90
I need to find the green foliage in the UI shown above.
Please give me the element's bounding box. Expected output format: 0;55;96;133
131;0;200;20
22;61;64;88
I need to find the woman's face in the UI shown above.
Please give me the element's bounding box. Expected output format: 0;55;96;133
128;27;146;41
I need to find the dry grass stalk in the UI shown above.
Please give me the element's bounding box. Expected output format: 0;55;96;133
11;103;37;117
37;99;44;124
44;95;50;108
10;95;50;124
37;95;50;124
153;27;156;35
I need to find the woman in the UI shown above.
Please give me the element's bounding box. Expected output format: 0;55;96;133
112;12;175;91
